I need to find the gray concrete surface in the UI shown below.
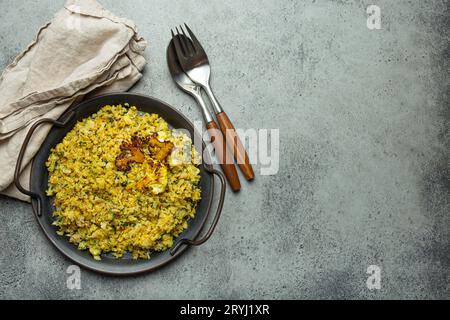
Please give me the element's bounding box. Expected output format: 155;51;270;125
0;0;449;299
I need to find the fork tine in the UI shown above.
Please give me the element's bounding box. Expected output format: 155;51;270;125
180;25;195;54
171;29;185;60
176;27;189;57
184;23;204;53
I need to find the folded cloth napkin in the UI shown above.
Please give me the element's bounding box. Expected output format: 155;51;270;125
0;0;147;201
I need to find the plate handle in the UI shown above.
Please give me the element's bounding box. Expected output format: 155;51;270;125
170;166;226;256
14;111;76;217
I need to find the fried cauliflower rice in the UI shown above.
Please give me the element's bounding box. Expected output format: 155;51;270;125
46;105;201;260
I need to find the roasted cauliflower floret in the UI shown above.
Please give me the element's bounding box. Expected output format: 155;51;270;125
115;146;146;171
148;133;174;162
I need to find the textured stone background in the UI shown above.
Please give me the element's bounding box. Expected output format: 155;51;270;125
0;0;449;299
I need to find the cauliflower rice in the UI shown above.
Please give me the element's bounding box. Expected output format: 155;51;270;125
46;105;201;260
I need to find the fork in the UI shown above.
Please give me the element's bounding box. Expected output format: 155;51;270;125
167;36;241;192
171;24;255;181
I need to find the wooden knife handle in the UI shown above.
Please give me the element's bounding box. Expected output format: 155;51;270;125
206;120;241;192
216;112;255;181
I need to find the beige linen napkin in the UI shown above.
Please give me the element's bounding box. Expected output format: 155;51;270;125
0;0;147;201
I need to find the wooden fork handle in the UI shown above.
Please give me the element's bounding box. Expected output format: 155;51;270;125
206;120;241;192
216;112;255;181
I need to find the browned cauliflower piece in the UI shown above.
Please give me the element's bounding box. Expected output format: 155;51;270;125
148;134;174;162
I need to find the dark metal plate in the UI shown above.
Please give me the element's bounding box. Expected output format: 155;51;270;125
29;93;214;275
